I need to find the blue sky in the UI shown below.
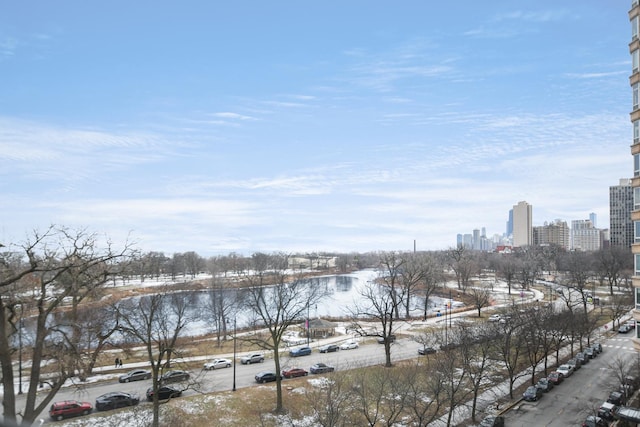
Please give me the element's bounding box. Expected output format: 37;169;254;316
0;1;633;255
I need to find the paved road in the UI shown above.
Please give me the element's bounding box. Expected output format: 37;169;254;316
23;337;424;424
502;331;637;427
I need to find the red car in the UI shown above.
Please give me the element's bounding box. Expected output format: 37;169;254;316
49;400;93;421
547;371;564;385
282;367;309;378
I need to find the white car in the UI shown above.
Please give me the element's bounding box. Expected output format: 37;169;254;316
203;358;232;370
340;340;359;350
557;364;574;377
488;314;502;322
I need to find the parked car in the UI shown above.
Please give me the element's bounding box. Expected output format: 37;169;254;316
118;369;151;383
49;400;92;421
289;346;312;357
310;363;335;374
418;346;437;355
556;364;574;377
255;371;279;383
618;324;632;334
340;340;359;350
319;344;340;353
488;314;502;322
625;319;636;329
607;390;626;405
547;371;564;385
535;377;554;392
240;353;265;364
597;401;618;421
576;352;589;364
582;415;608;427
160;370;190;383
377;334;396;344
593;342;603;353
585;347;596;358
523;385;543;401
281;367;308;378
203;358;232;370
479;415;505;427
567;358;581;371
146;385;182;401
95;392;139;411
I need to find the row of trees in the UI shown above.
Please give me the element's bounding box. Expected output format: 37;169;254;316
0;226;634;426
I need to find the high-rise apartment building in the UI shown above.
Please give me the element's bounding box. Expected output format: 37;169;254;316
512;201;533;247
571;219;601;251
533;220;570;250
629;0;640;345
610;178;634;248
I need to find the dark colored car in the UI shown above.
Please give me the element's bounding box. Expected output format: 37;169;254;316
289;346;312;357
161;370;190;383
281;367;308;378
479;415;505;427
255;371;279;383
95;392;140;411
567;358;581;371
585;347;596;358
118;369;151;383
146;385;182;401
547;371;564;385
49;400;93;421
535;377;554;392
377;334;396;344
618;324;631;334
319;344;340;353
607;391;626;405
593;342;603;353
598;402;618;421
582;415;608;427
418;346;437;355
523;385;543;401
576;352;589;365
310;363;335;374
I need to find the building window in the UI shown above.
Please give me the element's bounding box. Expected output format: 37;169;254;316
635;120;640;144
637;286;640;310
634;15;639;41
636;187;640;210
634;50;640;74
634;83;640;111
635;221;640;242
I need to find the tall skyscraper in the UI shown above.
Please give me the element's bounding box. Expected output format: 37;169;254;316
629;0;640;343
512;201;533;247
506;209;513;238
610;178;634;248
589;212;598;228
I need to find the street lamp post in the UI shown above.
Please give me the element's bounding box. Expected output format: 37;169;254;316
307;303;310;345
232;316;237;392
18;304;23;395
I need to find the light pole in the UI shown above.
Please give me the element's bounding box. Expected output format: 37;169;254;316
232;316;237;392
18;304;23;395
307;303;310;345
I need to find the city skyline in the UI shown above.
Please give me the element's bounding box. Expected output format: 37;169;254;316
0;1;632;256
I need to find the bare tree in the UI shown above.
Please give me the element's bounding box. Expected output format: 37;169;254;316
241;252;326;414
420;252;444;320
0;226;131;427
304;372;353;427
117;290;194;427
495;254;517;295
447;246;476;293
349;278;401;368
469;284;491;317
